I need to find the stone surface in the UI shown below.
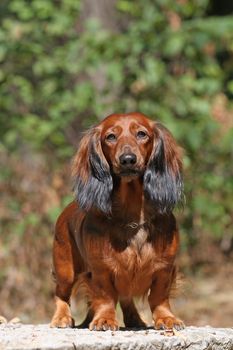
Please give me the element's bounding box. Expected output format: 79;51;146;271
0;324;233;350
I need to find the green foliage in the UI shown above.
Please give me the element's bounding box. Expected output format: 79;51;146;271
0;0;233;252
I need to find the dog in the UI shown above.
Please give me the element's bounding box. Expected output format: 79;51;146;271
50;112;184;330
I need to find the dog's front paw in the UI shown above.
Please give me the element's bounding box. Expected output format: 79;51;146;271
89;317;119;331
50;315;75;328
154;316;185;330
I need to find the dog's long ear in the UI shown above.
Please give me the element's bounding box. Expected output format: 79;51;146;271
143;123;183;213
72;128;113;214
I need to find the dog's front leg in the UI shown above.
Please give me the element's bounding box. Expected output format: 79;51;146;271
148;268;184;330
88;271;118;331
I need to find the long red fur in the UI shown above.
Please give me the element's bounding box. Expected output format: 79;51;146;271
51;112;184;330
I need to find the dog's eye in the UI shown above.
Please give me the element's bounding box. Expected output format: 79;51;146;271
137;131;148;139
106;133;117;142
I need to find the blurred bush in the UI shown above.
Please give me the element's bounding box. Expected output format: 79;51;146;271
0;0;232;322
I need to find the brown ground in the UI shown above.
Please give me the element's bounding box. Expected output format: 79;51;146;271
175;264;233;327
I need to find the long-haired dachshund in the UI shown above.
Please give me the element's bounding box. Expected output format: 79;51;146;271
51;112;184;331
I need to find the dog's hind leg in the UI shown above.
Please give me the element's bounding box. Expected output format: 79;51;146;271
50;209;82;328
120;299;146;328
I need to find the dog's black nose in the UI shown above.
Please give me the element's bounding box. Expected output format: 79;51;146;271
119;153;137;166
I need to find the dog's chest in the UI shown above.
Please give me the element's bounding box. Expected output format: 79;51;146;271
83;213;169;297
112;227;163;297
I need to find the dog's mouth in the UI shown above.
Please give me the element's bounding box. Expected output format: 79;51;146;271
112;163;144;178
118;169;142;177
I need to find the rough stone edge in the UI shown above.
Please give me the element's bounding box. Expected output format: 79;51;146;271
0;324;233;350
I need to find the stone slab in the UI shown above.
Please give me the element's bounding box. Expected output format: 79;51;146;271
0;324;233;350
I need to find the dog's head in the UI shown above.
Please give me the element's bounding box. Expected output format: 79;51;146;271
72;112;183;214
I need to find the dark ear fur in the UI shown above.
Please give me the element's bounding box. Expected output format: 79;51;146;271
72;128;113;214
143;123;183;213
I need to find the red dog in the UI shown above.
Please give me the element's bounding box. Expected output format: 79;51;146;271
51;112;184;330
